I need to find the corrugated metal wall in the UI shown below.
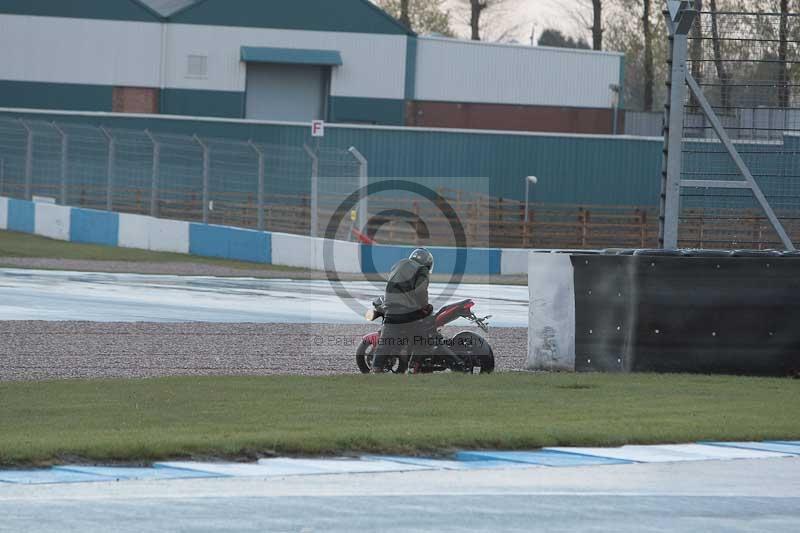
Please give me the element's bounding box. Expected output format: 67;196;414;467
414;37;624;109
0;14;162;87
165;23;408;98
0;110;664;206
625;111;663;137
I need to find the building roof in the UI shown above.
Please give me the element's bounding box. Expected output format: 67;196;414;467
169;0;414;36
0;0;413;35
0;0;161;22
136;0;200;18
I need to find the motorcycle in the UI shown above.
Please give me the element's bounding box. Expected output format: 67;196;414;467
356;297;495;374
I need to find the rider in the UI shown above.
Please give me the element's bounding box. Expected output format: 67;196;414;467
371;248;464;373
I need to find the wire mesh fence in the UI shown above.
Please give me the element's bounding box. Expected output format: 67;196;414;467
679;6;800;249
0;117;363;236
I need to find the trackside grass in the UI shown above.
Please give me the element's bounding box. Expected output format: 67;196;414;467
0;230;303;272
1;373;798;466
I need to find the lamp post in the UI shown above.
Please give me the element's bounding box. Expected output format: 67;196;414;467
610;83;621;135
524;175;538;224
523;176;538;247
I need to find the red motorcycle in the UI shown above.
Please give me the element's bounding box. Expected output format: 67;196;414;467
356;297;494;374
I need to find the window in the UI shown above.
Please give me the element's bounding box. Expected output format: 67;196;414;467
186;54;208;79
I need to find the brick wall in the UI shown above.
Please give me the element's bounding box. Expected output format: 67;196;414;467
406;101;625;135
112;87;159;114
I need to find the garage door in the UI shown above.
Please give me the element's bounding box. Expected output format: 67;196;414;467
245;63;327;121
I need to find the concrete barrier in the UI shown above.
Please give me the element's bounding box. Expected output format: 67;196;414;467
118;213;151;250
149;218;189;254
7;198;34;234
189;223;270;263
271;232;317;269
34;203;71;241
0;197;7;230
501;248;529;276
1;195;532;277
526;253;576;371
119;214;190;254
69;208;119;246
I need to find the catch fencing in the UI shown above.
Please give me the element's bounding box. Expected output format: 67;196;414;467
662;3;800;250
0;117;363;236
4;109;797;250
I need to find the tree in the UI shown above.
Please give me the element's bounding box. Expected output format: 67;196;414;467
537;28;590;49
592;0;603;50
643;0;654;110
376;0;454;36
689;0;703;113
779;0;789;107
570;0;604;51
709;0;731;110
603;0;669;111
469;0;486;40
400;0;411;27
453;0;518;42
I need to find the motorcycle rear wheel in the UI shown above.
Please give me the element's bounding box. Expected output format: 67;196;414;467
450;332;495;374
356;340;409;374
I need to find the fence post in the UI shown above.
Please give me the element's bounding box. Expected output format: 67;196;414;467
249;141;266;231
520;203;528;248
348;147;368;232
100;127;115;211
579;208;590;247
660;4;695;248
51;123;68;205
144;130;160;217
639;209;648;247
18;120;33;200
193;135;210;224
303;144;319;238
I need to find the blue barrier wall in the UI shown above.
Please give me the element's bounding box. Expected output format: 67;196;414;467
1;196;528;275
69;209;119;246
189;223;271;263
7;198;35;233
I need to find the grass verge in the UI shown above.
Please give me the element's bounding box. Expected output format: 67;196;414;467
1;373;798;466
0;230;303;272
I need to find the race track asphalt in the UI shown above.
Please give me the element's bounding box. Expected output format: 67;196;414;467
1;457;798;532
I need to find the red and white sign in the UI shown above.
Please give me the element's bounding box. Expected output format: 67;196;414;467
311;120;325;137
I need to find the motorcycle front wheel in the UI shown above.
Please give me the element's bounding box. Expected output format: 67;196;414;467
355;340;409;374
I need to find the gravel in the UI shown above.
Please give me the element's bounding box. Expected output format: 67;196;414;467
0;322;528;382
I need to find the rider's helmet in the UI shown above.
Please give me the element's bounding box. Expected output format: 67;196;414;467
409;248;434;273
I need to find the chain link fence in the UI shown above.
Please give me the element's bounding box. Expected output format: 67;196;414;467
677;6;800;249
0;117;364;236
